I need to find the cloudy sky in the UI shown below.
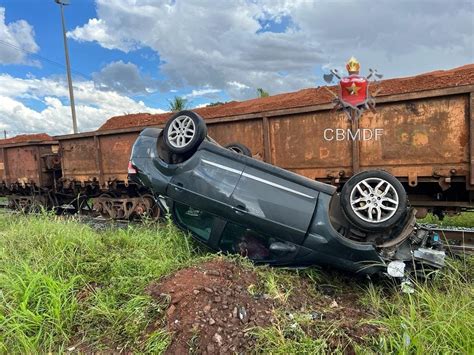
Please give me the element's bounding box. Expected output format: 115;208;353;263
0;0;473;136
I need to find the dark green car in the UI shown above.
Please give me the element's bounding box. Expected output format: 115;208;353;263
129;111;445;276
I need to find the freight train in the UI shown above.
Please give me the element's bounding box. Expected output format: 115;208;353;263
1;65;473;219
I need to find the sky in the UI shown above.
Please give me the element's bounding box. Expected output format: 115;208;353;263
0;0;473;136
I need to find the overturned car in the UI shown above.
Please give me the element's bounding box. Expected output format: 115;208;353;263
129;111;445;276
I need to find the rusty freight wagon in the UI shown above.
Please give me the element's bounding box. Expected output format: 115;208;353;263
99;64;474;217
55;125;160;219
0;134;62;210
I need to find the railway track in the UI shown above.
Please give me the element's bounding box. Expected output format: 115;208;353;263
418;224;474;255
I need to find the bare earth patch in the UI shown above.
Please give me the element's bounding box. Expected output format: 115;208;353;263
146;259;382;354
146;259;274;354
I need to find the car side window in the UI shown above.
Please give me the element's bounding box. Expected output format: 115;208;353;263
219;223;297;262
174;202;213;241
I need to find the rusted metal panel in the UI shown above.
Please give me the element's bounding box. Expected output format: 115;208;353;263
265;95;470;186
5;146;40;185
59;131;140;187
262;116;271;163
269;110;352;178
360;96;468;167
207;119;264;159
0;147;5;181
470;92;474;186
60;137;99;183
0;142;58;188
99;132;139;184
351;111;360;174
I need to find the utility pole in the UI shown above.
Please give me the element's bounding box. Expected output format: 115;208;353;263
3;130;6;139
55;0;78;134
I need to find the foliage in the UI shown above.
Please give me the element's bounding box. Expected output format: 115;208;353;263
168;96;188;112
0;213;199;352
257;88;269;98
418;212;474;228
360;258;474;353
206;101;226;107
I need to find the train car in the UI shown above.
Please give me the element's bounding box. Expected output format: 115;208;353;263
99;64;474;217
0;134;62;210
55;126;161;219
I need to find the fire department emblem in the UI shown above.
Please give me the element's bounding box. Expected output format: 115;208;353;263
323;57;382;121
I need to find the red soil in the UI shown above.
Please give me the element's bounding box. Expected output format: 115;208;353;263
146;259;274;354
99;64;474;131
0;133;53;145
145;258;381;354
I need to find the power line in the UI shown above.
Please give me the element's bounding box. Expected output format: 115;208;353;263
0;39;92;80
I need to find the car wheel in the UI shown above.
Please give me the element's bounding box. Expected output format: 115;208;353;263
163;110;207;154
341;170;407;232
224;142;252;157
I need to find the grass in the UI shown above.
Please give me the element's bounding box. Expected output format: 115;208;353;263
360;258;474;354
418;211;474;228
0;213;200;352
251;260;474;354
0;211;472;353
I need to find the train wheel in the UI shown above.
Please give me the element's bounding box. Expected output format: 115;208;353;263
341;170;408;232
224;142;252;157
137;194;161;221
93;193;115;219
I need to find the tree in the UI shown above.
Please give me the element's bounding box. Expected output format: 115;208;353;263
206;101;225;107
168;96;188;112
256;88;269;98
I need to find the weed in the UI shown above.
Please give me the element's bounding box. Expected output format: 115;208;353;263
418;212;474;228
0;212;200;352
361;258;474;353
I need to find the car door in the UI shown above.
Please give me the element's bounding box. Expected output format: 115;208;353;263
216;221;303;265
166;146;245;219
229;163;320;245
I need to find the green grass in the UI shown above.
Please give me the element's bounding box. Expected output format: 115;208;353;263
360;258;474;354
0;213;200;352
418;212;474;228
251;260;474;354
0;212;472;353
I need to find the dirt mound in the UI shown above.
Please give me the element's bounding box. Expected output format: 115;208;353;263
0;133;53;145
146;259;274;354
99;64;474;131
146;259;381;354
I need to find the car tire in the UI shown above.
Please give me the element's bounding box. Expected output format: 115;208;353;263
163;110;207;154
340;170;407;232
224;142;252;157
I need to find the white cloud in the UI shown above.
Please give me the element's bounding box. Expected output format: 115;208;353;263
67;18;136;52
0;7;39;65
194;102;210;109
92;60;154;94
0;74;165;136
67;0;473;100
182;88;221;99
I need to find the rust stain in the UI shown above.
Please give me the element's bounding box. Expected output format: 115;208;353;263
319;147;330;159
412;131;429;146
